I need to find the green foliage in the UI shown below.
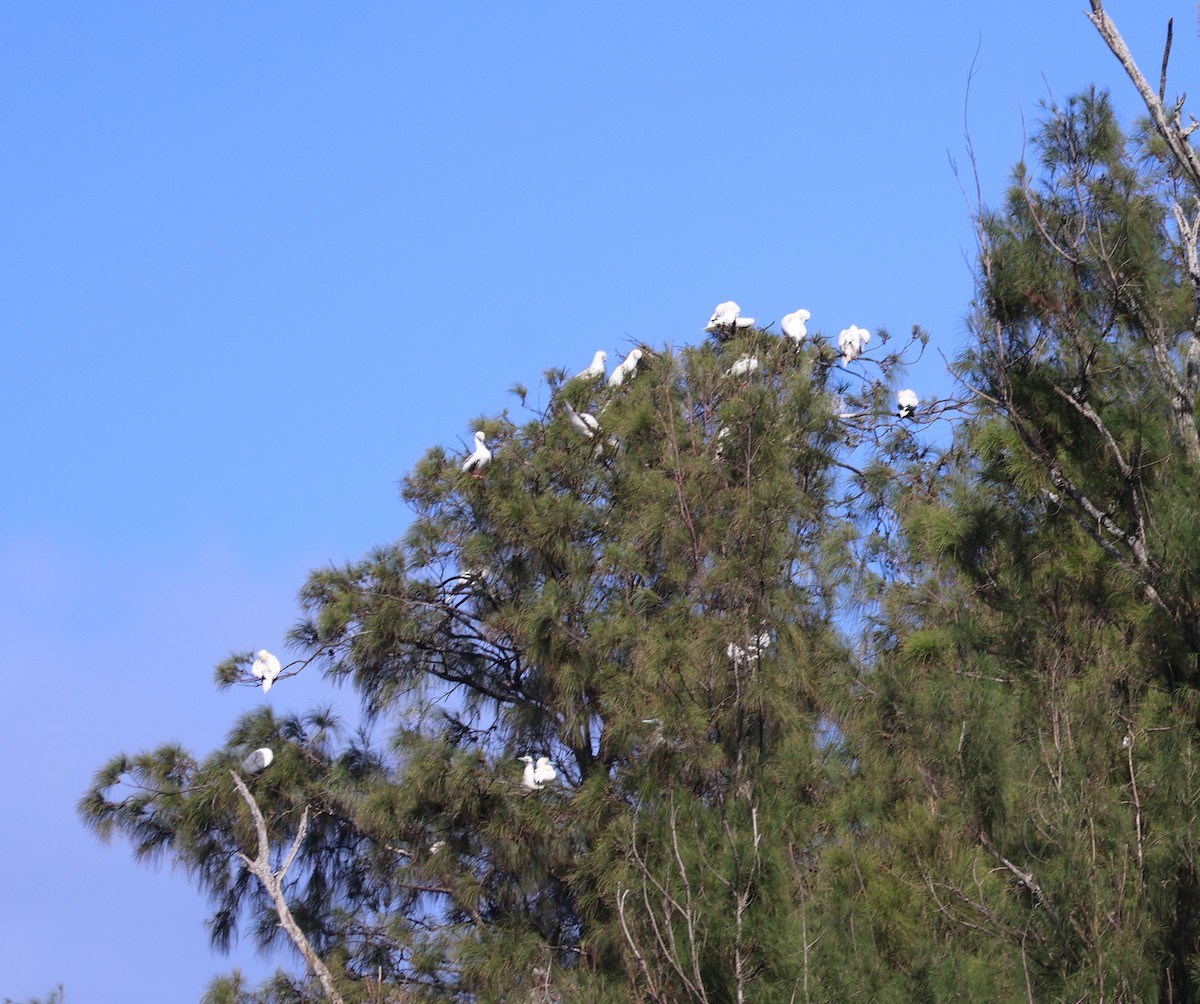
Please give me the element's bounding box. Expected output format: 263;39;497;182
79;68;1200;1004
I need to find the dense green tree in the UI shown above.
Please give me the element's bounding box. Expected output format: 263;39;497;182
80;4;1200;1001
829;5;1200;1001
82;317;924;1000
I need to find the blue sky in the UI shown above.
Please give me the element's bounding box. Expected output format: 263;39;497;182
2;2;1195;999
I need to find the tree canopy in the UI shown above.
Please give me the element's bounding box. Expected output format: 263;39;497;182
80;4;1200;1001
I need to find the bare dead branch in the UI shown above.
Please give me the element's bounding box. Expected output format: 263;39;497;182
1159;17;1173;105
230;771;345;1004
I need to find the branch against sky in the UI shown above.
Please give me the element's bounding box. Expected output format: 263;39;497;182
229;771;344;1004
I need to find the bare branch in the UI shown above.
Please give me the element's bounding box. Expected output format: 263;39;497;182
1159;17;1173;105
1087;2;1200;189
230;771;345;1004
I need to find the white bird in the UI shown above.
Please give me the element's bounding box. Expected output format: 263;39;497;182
714;425;731;459
241;747;274;775
725;355;760;379
838;325;871;366
608;348;644;388
897;389;919;418
563;402;600;439
429;839;446;855
575;350;607;381
533;756;557;786
726;632;772;667
705;301;755;336
447;566;493;596
462;430;492;476
520;754;556;789
781;309;811;345
251;649;282;693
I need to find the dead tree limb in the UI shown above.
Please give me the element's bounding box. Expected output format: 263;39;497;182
230;770;345;1004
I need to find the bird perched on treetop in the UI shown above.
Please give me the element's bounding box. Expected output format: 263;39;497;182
838;325;871;366
608;348;644;388
781;308;811;345
705;301;755;337
563;402;600;440
461;430;492;477
241;747;274;774
575;350;607;381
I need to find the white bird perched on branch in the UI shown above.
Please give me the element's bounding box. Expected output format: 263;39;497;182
520;755;557;789
838;325;871;366
461;430;492;476
240;747;274;775
705;301;755;337
725;355;760;379
446;566;493;597
563;402;600;439
897;389;919;418
575;350;607;381
781;308;811;345
251;649;282;693
726;632;772;667
714;425;731;459
608;348;644;388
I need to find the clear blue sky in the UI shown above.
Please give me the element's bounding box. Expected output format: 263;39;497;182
2;2;1194;999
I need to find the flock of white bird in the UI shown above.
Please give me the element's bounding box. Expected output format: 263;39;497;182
243;648;558;790
460;301;919;477
241;301;918;788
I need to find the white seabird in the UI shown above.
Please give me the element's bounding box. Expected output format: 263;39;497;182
608;348;644;388
462;430;492;476
563;402;600;440
533;756;557;786
705;301;755;336
521;754;557;789
726;632;772;667
241;747;274;775
575;350;608;381
725;355;760;379
897;389;919;418
251;649;282;693
714;425;731;459
838;325;871;366
781;309;811;345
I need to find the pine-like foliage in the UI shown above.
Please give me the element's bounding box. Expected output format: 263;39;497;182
80;11;1200;1001
831;85;1200;1002
82;325;924;1002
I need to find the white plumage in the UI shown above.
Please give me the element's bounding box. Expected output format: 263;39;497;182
447;566;493;596
575;350;608;381
563;402;600;439
838;325;871;366
462;430;492;475
726;632;772;667
251;649;282;693
241;747;274;774
534;756;557;785
705;301;755;336
781;309;811;345
520;754;557;789
714;425;731;459
608;348;644;388
725;355;760;379
897;389;919;418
